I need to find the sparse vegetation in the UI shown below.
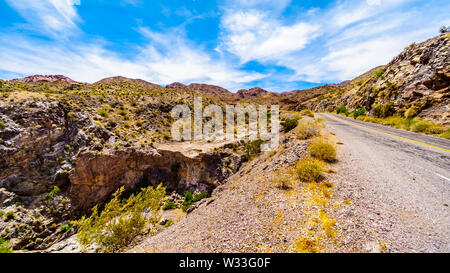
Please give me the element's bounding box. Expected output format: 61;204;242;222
281;116;300;132
4;210;15;221
374;69;385;79
336;105;349;116
296;158;324;183
46;186;61;199
372;102;395;118
309;141;336;162
74;185;166;252
162;200;176;210
352;107;366;119
299;109;314;117
440;26;449;34
181;191;206;212
404;106;418;118
295;119;321;140
0;237;12;253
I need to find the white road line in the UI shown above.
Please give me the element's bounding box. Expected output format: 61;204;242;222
435;173;450;182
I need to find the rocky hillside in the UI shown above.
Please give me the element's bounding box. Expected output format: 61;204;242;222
298;33;449;125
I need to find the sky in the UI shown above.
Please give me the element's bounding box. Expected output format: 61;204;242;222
0;0;448;92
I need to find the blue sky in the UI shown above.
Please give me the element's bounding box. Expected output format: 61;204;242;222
0;0;448;92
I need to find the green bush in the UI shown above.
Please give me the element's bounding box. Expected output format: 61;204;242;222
0;121;5;129
0;237;12;253
74;185;166;252
352;107;366;119
373;102;395;118
98;109;109;117
410;120;432;133
309;142;337;162
440;128;450;139
243;139;264;161
296;159;324;183
162;200;176;210
374;69;385;79
281;117;300;132
336;105;349;116
46;186;61;199
4;211;15;221
181;191;206;212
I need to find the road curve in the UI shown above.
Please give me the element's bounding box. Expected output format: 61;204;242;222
318;113;450;252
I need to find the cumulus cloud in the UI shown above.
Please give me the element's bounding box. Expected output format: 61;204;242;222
220;11;320;63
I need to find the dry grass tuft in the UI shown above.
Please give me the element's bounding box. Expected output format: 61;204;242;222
309;141;337;162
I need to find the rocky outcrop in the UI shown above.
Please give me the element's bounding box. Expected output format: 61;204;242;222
298;33;449;124
11;75;76;83
236;87;270;98
68;147;242;211
166;82;187;89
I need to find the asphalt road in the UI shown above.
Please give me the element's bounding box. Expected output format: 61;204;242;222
318;113;450;252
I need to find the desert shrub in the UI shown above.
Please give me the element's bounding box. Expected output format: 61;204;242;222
440;129;450;139
404;107;418;118
336;105;349;116
0;210;4;217
373;102;395;118
374;69;385;79
164;220;174;228
0;121;5;129
46;186;61;199
98;109;108;117
281;116;300;132
162;200;176;210
300;109;314;117
410;120;433;133
352;107;366;119
0;237;12;253
242;139;264;161
4;211;15;221
74;185;166;252
181;191;206;212
296;158;324;183
295;119;321;140
309;142;336;162
273;171;294;190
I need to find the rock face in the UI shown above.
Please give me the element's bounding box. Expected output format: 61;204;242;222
300;33;450;124
69;148;242;211
11;75;76;83
236;87;270;98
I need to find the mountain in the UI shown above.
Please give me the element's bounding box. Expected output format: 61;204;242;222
185;83;234;99
11;75;76;83
95;76;163;89
236;87;270;98
166;82;187;89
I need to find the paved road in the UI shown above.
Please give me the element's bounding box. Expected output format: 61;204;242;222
318;113;450;252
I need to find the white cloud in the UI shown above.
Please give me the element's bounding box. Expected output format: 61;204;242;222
220;11;320;63
367;0;381;5
0;28;263;90
5;0;79;36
